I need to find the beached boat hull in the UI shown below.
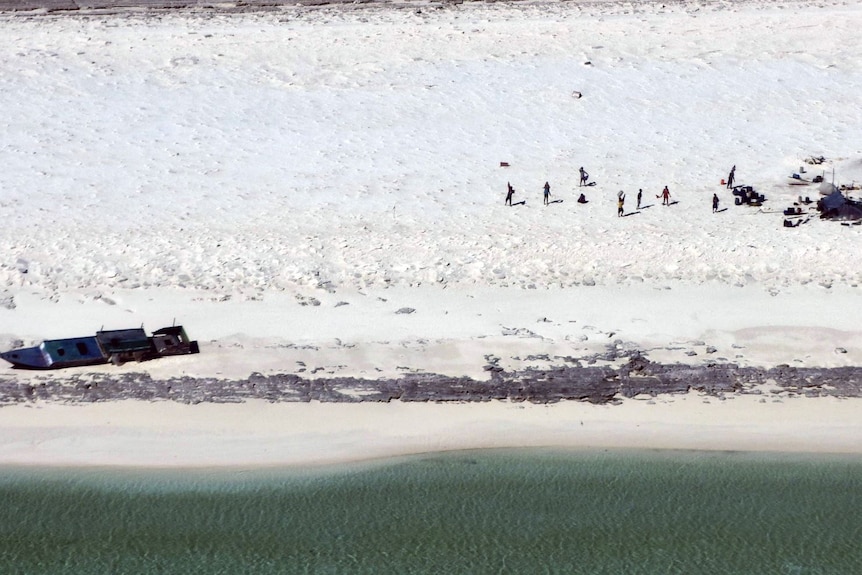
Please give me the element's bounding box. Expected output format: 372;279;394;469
1;326;199;370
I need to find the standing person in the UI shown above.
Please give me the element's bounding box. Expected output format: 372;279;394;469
712;193;720;213
579;167;589;187
505;182;515;206
636;188;643;210
617;191;625;217
660;186;671;205
543;181;551;205
726;165;736;189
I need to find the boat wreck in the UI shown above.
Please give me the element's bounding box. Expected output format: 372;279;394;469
0;326;199;370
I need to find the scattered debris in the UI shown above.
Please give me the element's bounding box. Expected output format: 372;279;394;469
732;185;766;206
787;172;823;186
296;295;321;307
804;155;827;165
0;293;15;310
783;217;809;228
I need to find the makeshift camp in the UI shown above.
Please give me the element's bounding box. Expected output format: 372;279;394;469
817;191;862;221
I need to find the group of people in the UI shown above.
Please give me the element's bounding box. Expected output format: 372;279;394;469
506;166;735;215
616;186;672;216
507;181;675;215
506;181;588;207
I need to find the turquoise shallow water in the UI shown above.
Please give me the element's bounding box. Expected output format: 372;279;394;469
1;449;860;574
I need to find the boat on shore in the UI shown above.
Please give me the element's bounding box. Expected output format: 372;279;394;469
0;325;199;370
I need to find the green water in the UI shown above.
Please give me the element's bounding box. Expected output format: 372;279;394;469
1;449;860;574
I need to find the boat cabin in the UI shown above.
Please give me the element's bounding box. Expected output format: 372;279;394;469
96;328;153;364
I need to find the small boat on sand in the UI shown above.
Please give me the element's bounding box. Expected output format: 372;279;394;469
787;172;824;186
1;325;199;370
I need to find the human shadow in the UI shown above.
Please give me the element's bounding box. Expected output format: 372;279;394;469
667;200;680;206
638;204;654;210
513;200;527;206
621;211;640;217
715;207;728;213
549;199;564;204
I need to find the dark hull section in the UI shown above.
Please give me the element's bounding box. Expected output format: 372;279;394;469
0;346;50;369
0;350;107;370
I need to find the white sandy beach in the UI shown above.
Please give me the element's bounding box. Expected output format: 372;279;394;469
3;394;862;468
1;0;861;466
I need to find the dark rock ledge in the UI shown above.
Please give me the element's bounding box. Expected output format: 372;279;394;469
1;0;446;15
1;356;860;406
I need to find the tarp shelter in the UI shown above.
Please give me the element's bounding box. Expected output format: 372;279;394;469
818;191;862;221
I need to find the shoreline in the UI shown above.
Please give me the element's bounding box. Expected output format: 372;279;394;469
2;284;860;471
1;395;861;469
